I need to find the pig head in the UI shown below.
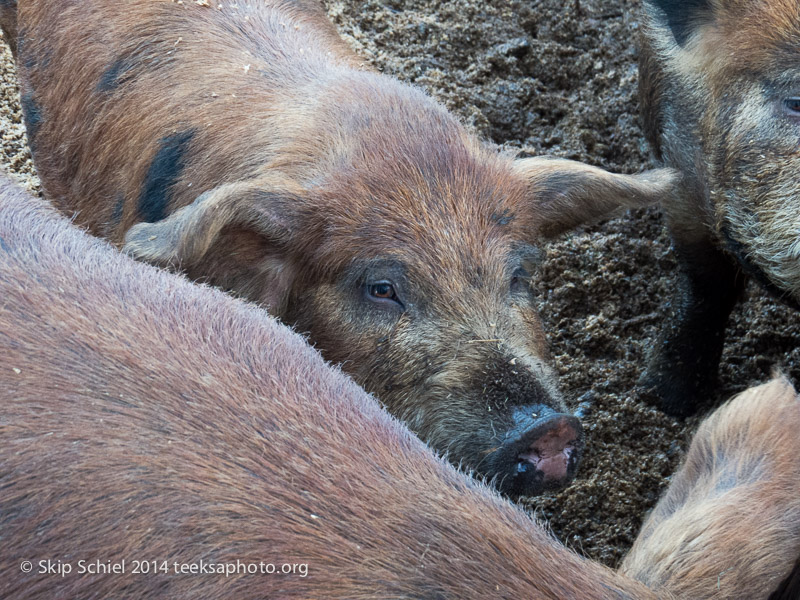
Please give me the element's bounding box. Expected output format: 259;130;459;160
638;0;800;416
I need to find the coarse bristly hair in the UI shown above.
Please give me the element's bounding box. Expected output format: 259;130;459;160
0;175;670;599
637;0;800;416
3;177;800;598
621;376;800;599
0;0;679;495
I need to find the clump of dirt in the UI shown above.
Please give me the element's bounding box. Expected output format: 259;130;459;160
2;0;798;568
0;35;38;193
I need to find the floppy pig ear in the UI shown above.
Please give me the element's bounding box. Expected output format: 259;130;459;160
123;177;302;312
123;178;299;266
513;156;678;239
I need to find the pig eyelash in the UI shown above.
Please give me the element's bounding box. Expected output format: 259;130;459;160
365;281;404;309
510;269;533;294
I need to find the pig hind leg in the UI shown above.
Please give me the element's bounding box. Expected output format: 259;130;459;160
640;221;745;417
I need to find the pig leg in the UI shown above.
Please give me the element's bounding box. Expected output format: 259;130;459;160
640;198;745;417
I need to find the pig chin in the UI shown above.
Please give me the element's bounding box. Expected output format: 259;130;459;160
718;205;800;310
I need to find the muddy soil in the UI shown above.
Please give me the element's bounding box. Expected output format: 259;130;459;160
2;1;799;567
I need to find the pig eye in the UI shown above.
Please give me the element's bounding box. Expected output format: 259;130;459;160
366;281;403;308
784;97;800;115
510;268;531;294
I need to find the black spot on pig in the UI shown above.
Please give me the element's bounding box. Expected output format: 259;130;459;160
97;56;136;93
138;130;195;224
20;93;43;148
491;209;514;226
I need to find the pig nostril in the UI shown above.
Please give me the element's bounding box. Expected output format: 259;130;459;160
516;438;578;481
501;413;584;493
519;441;576;463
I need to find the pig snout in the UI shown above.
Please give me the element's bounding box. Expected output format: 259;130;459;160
492;406;584;496
517;417;580;481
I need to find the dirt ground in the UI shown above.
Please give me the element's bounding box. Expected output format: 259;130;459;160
2;0;799;567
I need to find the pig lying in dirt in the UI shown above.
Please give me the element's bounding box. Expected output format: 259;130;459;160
2;177;800;599
637;0;800;417
0;0;678;494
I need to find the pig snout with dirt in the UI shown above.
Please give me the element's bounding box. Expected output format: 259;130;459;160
3;177;800;600
637;0;800;417
0;0;678;494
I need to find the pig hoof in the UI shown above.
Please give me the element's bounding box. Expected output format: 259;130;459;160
638;366;715;419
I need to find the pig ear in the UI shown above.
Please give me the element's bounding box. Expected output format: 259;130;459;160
513;157;679;239
123;178;302;312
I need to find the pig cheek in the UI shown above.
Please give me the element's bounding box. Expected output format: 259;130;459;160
360;321;445;411
711;97;800;301
282;284;355;362
716;98;797;213
358;323;492;444
289;284;404;381
716;87;795;175
286;285;445;433
515;302;551;360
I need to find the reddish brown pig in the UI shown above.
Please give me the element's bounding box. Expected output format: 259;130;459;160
637;0;800;417
621;377;800;599
0;177;665;600
0;0;678;494
2;178;800;599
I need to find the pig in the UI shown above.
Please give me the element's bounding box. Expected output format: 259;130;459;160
0;0;678;494
0;176;659;600
621;377;800;599
2;176;800;600
636;0;800;417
